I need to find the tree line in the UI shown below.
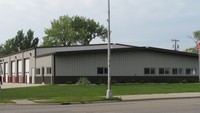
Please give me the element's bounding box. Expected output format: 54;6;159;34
0;30;39;56
0;15;107;57
0;15;199;57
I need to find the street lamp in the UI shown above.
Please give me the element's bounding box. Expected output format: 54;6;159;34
106;0;112;99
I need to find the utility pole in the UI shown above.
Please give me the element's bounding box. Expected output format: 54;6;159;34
106;0;112;99
171;39;179;51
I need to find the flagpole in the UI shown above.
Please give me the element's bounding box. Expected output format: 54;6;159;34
106;0;112;99
198;41;200;82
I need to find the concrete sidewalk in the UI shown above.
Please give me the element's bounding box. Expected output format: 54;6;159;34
0;83;44;89
116;92;200;101
11;92;200;105
12;99;39;105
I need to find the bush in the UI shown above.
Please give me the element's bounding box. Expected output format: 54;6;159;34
76;77;91;85
111;80;117;84
65;81;72;84
182;79;188;84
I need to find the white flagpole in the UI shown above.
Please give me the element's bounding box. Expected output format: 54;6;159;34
198;41;200;82
106;0;112;99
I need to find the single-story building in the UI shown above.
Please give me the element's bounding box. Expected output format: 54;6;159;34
0;43;199;84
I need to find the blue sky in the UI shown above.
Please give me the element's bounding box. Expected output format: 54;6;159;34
0;0;200;50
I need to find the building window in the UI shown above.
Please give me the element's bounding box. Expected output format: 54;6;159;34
172;68;183;75
159;68;164;74
144;68;156;74
36;68;40;74
159;68;170;75
186;68;196;75
47;67;51;74
104;68;108;74
165;68;170;74
97;67;108;74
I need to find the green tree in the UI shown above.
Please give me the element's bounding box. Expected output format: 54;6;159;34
42;36;62;47
13;29;39;51
43;15;75;46
0;45;3;57
31;38;39;48
0;29;39;56
42;15;107;46
15;30;25;51
1;39;14;55
185;30;200;53
22;29;34;50
185;47;197;53
72;16;107;45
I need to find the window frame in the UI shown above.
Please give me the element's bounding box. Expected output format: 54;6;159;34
159;68;171;75
97;67;108;75
46;67;52;74
159;68;165;75
186;68;196;75
144;68;156;75
97;67;104;74
36;68;40;74
172;68;183;75
164;68;170;75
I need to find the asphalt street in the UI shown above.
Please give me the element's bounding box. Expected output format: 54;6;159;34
1;98;200;113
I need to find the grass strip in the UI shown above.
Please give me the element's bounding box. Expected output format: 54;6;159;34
1;83;200;103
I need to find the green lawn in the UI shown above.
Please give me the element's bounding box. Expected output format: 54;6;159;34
1;83;200;103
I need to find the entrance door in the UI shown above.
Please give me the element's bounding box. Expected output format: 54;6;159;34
42;67;45;84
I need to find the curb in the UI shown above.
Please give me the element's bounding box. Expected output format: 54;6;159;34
121;96;200;102
6;96;200;105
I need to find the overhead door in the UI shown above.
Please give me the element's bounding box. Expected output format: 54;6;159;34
25;59;30;84
17;60;22;83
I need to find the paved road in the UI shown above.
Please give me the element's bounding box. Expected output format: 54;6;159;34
1;98;200;113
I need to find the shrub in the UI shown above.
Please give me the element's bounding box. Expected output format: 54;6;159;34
65;81;72;84
182;79;187;84
76;77;91;85
111;80;117;84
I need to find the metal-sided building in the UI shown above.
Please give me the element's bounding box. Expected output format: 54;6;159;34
0;43;198;84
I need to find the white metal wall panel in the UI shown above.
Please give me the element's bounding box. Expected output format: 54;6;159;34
31;68;35;84
55;52;107;76
55;50;198;77
25;59;30;84
36;56;52;76
11;61;16;83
